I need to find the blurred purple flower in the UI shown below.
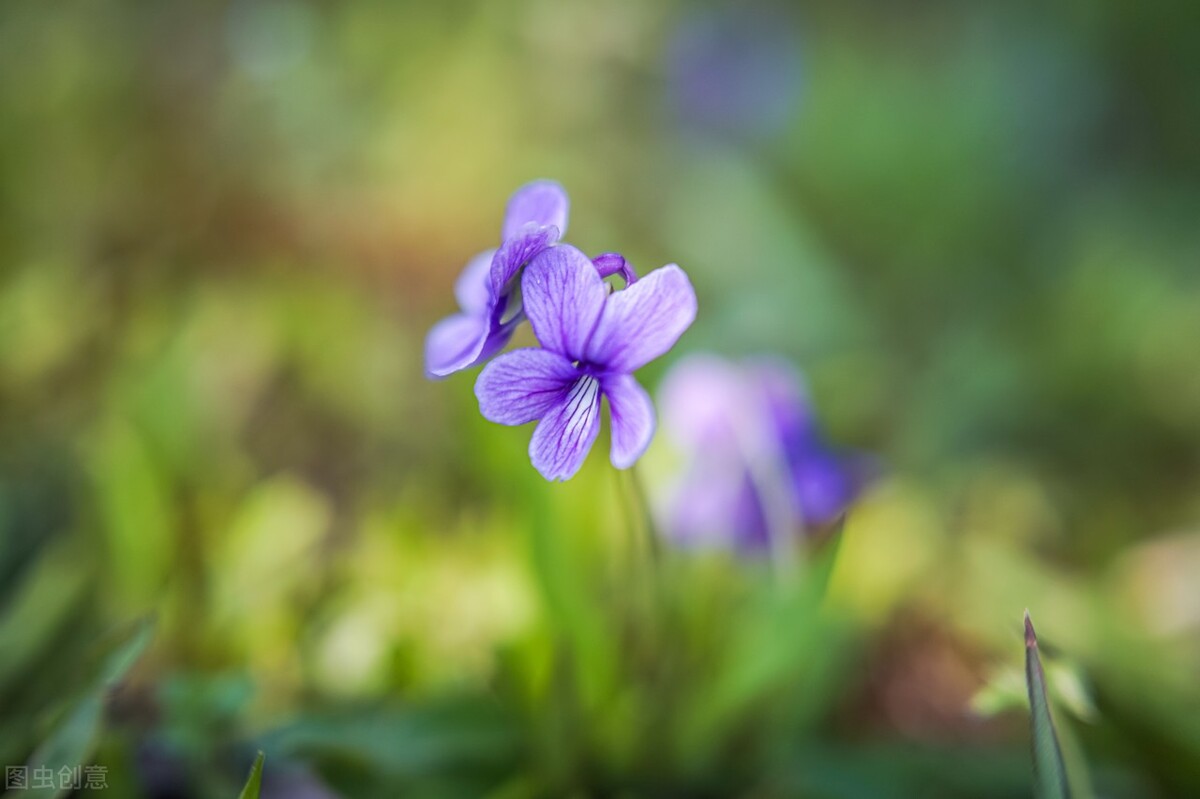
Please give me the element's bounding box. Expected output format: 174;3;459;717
659;354;865;551
666;4;803;142
476;245;697;481
424;180;569;378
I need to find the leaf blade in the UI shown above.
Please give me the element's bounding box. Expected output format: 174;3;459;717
1025;611;1071;799
237;751;265;799
17;618;155;799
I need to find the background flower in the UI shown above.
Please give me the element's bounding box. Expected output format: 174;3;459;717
658;354;867;551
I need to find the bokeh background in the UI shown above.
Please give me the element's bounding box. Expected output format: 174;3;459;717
2;1;1199;797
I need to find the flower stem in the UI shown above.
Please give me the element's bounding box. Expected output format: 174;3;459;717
626;464;661;565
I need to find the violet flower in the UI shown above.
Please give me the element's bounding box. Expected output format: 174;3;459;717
424;180;569;378
658;354;865;552
666;3;804;143
475;245;697;481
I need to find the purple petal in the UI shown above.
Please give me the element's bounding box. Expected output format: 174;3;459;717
529;375;602;481
746;357;818;448
474;313;521;364
424;313;487;378
658;353;746;452
592;252;638;285
664;467;769;551
585;264;697;373
502;180;569;241
522;245;608;361
475;348;578;425
603;374;655;469
791;450;857;525
454;249;497;315
490;224;560;298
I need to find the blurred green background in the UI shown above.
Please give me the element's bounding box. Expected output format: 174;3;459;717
2;1;1199;797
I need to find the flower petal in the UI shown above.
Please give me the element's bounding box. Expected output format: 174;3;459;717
592;252;638;285
658;353;746;452
502;180;569;241
791;450;857;525
603;374;656;469
664;467;769;551
490;224;559;298
585;264;697;372
529;375;602;481
475;348;578;425
424;313;488;378
474;313;521;365
522;245;608;361
454;249;497;315
747;357;817;448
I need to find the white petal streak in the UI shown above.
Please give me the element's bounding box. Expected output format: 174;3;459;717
529;374;603;481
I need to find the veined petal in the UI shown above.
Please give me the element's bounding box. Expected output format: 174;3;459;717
475;348;578;426
425;313;487;378
529;375;602;481
603;374;656;469
522;245;608;361
490;224;559;298
454;249;497;315
502;180;569;241
585;264;697;372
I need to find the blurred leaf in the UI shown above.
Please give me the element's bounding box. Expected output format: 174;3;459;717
237;751;264;799
261;698;518;781
97;618;155;687
525;491;616;709
18;618;153;799
1045;661;1098;724
680;578;851;765
971;665;1026;718
779;741;1033;799
811;519;845;601
157;673;255;767
0;544;89;697
86;419;173;608
1025;611;1072;799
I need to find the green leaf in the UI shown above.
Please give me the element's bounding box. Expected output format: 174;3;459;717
0;544;90;696
811;517;846;601
261;698;518;779
17;618;154;799
237;751;265;799
1025;611;1071;799
97;617;155;687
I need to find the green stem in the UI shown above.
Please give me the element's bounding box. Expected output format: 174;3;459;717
626;464;661;565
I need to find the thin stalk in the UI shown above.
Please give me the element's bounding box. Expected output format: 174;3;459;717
733;411;800;585
626;464;661;566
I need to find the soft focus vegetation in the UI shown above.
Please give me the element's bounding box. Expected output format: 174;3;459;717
2;2;1199;797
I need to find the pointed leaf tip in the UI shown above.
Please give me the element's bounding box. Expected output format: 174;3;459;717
237;751;265;799
1024;611;1071;799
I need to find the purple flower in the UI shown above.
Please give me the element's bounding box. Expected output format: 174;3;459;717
658;354;865;551
424;181;569;378
666;3;804;143
475;245;697;481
